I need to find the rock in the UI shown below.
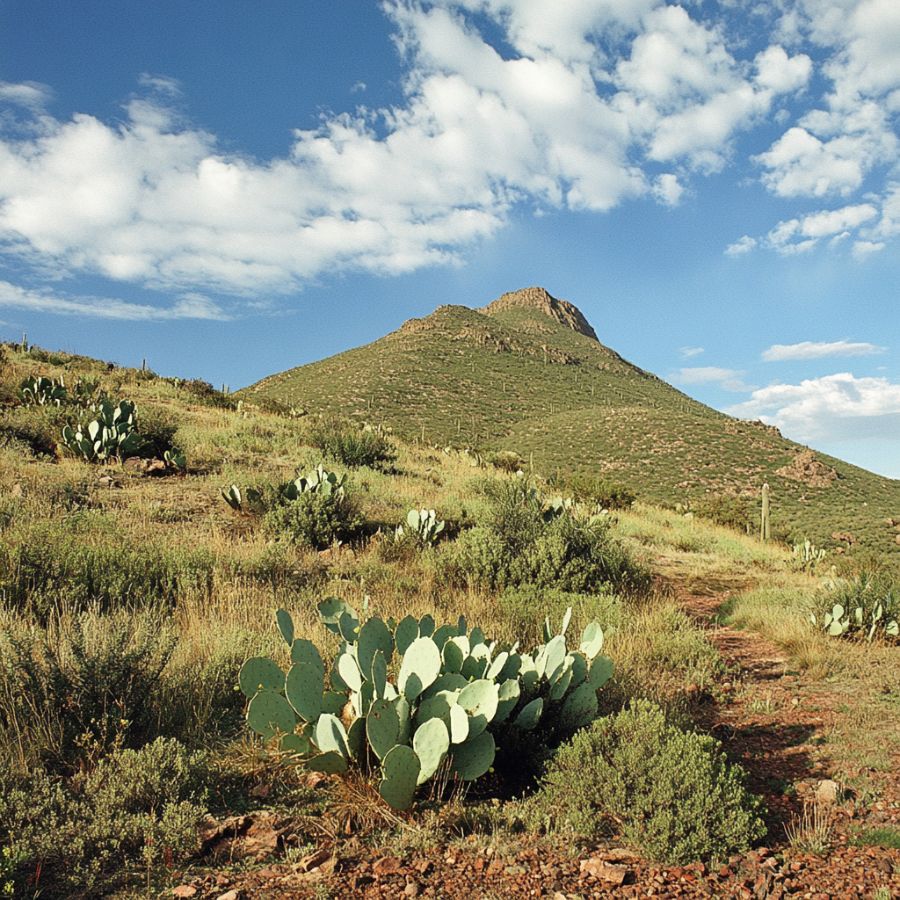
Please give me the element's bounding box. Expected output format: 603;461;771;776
373;855;403;877
173;888;197;899
814;779;841;804
216;892;239;900
404;882;421;897
579;858;630;885
297;847;333;873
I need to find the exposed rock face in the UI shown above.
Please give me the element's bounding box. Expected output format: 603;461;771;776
482;286;599;341
776;449;838;488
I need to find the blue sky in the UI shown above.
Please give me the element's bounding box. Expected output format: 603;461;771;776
0;0;898;476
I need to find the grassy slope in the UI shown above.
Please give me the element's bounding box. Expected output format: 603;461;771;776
243;295;900;558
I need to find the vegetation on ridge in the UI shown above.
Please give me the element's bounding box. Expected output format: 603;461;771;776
243;288;900;558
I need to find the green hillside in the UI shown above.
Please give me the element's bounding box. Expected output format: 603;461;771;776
244;286;900;557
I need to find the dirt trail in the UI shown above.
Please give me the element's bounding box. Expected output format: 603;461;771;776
173;576;900;899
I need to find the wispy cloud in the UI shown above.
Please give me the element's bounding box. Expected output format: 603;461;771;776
725;235;756;256
671;366;754;392
762;340;886;361
0;80;52;109
727;373;900;442
679;346;704;359
0;281;230;321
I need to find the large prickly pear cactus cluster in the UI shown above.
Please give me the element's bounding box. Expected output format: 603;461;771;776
20;374;68;407
61;398;141;462
280;464;346;501
240;601;614;810
396;508;446;545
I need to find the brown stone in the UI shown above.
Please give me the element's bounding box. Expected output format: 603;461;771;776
579;858;630;885
373;855;403;877
173;888;197;899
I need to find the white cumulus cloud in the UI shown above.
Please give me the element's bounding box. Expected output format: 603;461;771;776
727;372;900;442
0;1;824;307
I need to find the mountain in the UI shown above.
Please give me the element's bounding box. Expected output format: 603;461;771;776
243;287;900;556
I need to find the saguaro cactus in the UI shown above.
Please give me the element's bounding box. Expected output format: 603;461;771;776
760;483;770;542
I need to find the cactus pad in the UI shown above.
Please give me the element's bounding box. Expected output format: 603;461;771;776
276;608;295;647
239;656;285;698
285;661;323;722
246;691;296;739
398;637;441;700
367;698;400;760
379;745;421;810
450;730;495;781
413;718;450;784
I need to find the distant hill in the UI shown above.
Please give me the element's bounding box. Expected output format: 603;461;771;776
244;286;900;556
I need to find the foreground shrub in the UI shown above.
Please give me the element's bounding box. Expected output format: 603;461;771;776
239;602;615;810
522;699;765;863
0;607;176;770
309;417;395;468
0;738;208;895
812;572;899;641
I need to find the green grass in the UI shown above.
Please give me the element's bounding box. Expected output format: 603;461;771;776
851;826;900;850
241;289;900;559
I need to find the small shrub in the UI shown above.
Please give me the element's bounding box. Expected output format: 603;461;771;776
309;417;395;468
560;473;635;510
487;450;525;473
177;378;237;409
522;700;765;863
263;490;362;549
134;404;179;458
0;738;208;895
447;514;648;595
0;405;68;456
691;494;756;533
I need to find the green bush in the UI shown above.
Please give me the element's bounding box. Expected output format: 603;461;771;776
309;417;395;468
263;490;362;549
0;405;68;456
559;473;635;510
522;700;765;863
691;495;756;533
0;607;176;770
447;514;648;595
487;450;525;473
0;521;216;616
134;404;179;458
0;738;208;895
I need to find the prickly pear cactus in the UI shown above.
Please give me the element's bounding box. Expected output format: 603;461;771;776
239;600;615;810
60;398;141;462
